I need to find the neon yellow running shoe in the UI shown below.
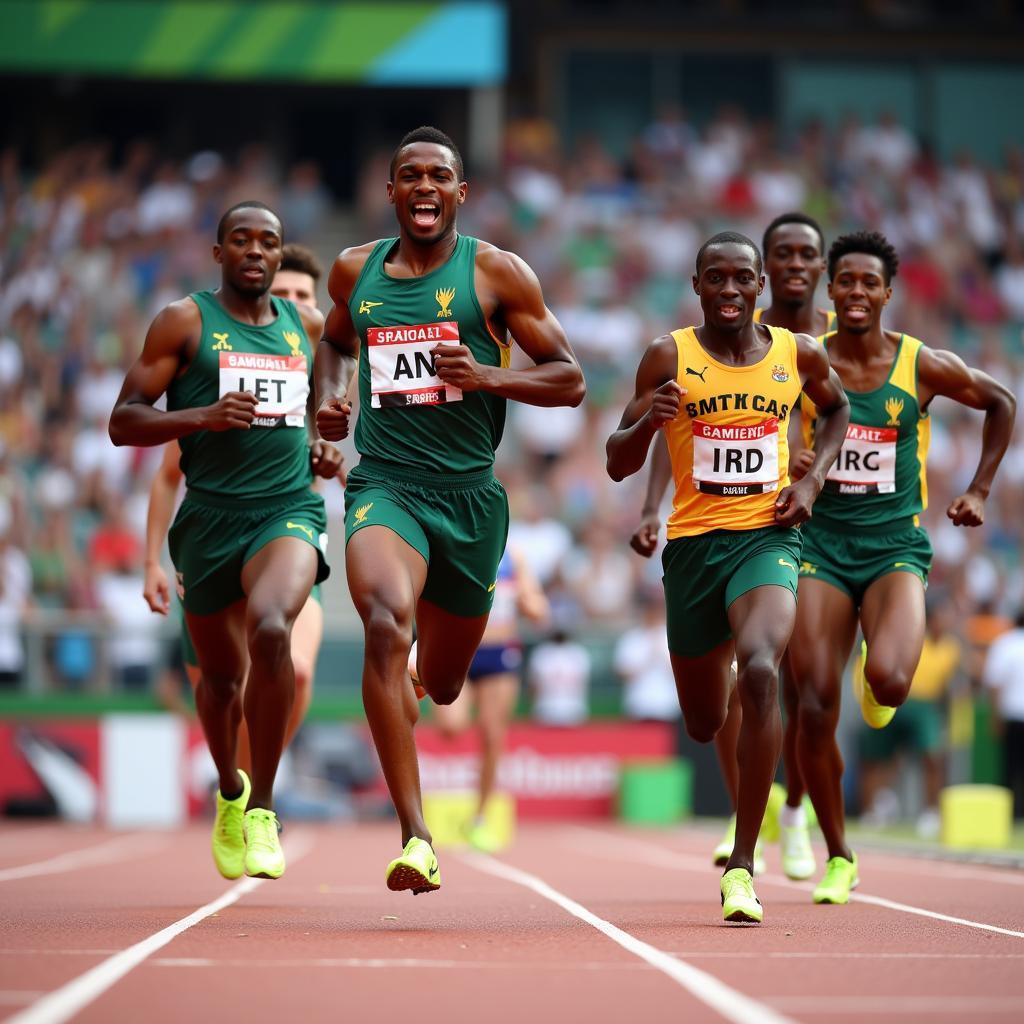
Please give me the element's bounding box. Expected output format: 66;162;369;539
780;821;816;880
853;641;895;729
721;868;763;923
386;837;441;894
467;820;503;853
712;815;735;867
813;853;859;904
712;815;765;874
760;782;786;843
211;769;250;879
243;807;285;879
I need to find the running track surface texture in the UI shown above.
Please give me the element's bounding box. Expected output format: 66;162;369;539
2;822;1023;1024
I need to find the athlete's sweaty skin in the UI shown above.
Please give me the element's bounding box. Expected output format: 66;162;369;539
315;138;584;850
109;207;341;815
607;240;848;882
788;247;1016;866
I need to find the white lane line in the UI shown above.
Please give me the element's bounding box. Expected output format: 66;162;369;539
0;951;120;957
7;831;314;1024
461;852;798;1024
766;995;1024;1014
0;835;167;883
570;827;1024;940
667;950;1024;959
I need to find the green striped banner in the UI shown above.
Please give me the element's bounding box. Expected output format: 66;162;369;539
0;0;506;84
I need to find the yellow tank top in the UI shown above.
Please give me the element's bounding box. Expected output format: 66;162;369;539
665;325;803;538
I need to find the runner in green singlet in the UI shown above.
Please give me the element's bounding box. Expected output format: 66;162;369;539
789;231;1016;905
142;244;331;772
110;203;343;882
315;126;585;894
630;212;833;881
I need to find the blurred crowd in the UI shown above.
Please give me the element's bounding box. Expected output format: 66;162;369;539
1;108;1023;813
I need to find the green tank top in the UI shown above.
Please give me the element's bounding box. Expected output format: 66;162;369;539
801;331;930;529
168;290;314;502
348;234;510;475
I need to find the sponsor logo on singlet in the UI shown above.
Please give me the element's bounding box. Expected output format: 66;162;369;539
367;321;462;409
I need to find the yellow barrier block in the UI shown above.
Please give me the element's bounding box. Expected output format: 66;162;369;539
422;790;516;850
940;784;1013;849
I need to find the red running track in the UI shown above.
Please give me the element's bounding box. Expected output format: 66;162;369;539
1;820;1023;1023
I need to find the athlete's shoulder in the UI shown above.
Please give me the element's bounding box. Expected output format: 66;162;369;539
328;240;386;300
152;295;203;336
794;331;829;373
475;240;533;277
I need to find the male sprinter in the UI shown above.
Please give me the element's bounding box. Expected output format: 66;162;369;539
630;212;834;880
143;244;331;770
110;205;340;880
607;231;848;923
790;230;1015;904
315;127;585;894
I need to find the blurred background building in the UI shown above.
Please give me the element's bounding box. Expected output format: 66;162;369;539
1;0;1022;828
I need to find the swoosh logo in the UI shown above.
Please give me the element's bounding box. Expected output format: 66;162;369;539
778;559;796;570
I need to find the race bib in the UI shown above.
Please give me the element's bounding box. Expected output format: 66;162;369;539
219;352;308;427
826;423;897;494
692;417;779;496
368;321;463;409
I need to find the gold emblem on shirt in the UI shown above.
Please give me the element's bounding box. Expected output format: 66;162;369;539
283;331;303;357
885;397;904;427
212;332;232;351
435;287;455;318
353;503;374;524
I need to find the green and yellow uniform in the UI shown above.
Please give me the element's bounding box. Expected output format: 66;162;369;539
799;332;932;604
344;235;510;617
167;291;329;615
661;325;803;656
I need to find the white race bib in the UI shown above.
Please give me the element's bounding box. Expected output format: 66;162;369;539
368;321;463;409
826;423;897;494
692;417;779;496
219;352;307;427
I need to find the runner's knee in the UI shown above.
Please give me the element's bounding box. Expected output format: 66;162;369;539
248;612;291;664
684;708;727;744
363;604;413;669
797;686;840;741
736;653;778;719
864;658;911;708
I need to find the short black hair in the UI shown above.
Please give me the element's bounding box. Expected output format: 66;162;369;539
280;243;322;284
389;126;464;182
695;231;762;276
828;230;900;284
762;212;825;258
216;201;280;243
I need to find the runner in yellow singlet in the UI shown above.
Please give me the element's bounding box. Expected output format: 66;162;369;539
607;231;849;924
630;213;834;880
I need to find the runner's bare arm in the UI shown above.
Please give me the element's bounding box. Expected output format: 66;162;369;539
143;442;184;615
315;246;373;442
630;433;673;557
109;299;258;447
775;334;849;526
296;300;344;479
606;336;683;482
918;348;1016;526
431;248;585;408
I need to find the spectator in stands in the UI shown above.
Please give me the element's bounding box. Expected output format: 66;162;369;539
529;625;591;727
983;608;1024;818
